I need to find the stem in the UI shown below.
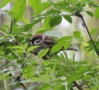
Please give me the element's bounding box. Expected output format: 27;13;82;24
73;81;83;90
9;73;26;89
19;82;26;89
80;77;91;89
9;20;13;34
4;77;7;90
77;13;99;56
66;74;83;90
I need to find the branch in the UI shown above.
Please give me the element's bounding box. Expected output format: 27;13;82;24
66;74;83;90
77;13;99;56
9;73;26;89
9;20;13;34
73;81;83;90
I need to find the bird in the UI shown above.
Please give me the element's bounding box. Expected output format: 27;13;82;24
30;34;77;59
30;34;56;48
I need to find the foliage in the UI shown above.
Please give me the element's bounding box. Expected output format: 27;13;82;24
0;0;99;90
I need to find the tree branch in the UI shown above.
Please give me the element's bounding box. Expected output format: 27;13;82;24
77;13;99;56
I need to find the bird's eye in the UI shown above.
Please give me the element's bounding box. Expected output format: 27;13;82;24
36;39;40;43
33;39;41;45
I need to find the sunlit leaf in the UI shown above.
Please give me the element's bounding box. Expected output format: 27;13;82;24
91;86;99;90
11;0;26;22
39;84;51;90
73;31;82;39
90;28;99;35
57;36;73;42
24;18;43;31
40;2;51;12
23;65;34;79
8;46;24;50
27;46;39;52
44;17;52;28
67;72;83;82
95;8;99;19
28;0;50;15
28;0;40;14
64;41;71;49
22;17;30;24
50;43;63;54
80;0;87;2
0;0;12;8
38;48;49;58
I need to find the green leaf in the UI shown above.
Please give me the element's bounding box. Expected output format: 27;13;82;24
0;0;12;8
57;36;73;42
35;27;48;34
39;84;51;90
80;0;87;2
63;15;72;23
95;8;99;19
57;1;70;12
28;0;51;15
27;46;39;52
86;11;93;17
49;16;62;27
50;43;63;54
24;17;44;31
0;54;14;60
64;41;71;49
73;31;82;39
28;0;41;15
8;46;24;50
40;2;51;12
11;0;26;22
24;23;34;31
56;36;72;50
22;17;30;24
67;72;83;82
90;28;99;35
87;0;95;7
38;48;49;58
44;17;52;28
11;23;24;33
53;83;64;90
91;86;99;90
23;65;34;79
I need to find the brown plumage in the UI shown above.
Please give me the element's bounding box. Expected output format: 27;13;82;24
30;34;56;48
30;34;77;59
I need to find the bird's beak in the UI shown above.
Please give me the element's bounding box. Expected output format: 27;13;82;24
29;39;32;42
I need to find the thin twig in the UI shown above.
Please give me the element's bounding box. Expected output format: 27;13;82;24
19;82;26;89
9;73;26;89
66;73;83;90
80;77;91;89
77;13;99;56
73;81;83;90
9;20;13;34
